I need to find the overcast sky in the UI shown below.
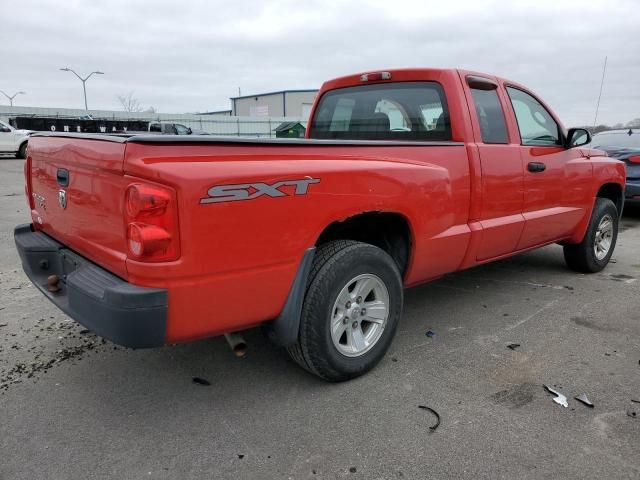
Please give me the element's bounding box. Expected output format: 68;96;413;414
0;0;637;126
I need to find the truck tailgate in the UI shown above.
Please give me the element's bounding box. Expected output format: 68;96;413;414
27;135;129;279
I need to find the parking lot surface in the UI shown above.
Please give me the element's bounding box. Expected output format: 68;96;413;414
1;157;638;479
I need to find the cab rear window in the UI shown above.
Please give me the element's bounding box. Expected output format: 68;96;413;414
310;82;451;141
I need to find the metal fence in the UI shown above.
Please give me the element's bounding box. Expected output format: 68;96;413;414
0;105;305;138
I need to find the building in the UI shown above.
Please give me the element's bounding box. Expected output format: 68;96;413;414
274;121;306;138
231;89;318;118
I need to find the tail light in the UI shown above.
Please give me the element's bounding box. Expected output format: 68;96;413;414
125;183;180;261
628;155;640;164
25;155;34;209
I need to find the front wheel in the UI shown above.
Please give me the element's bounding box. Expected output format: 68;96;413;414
287;240;403;381
564;198;618;273
16;142;27;159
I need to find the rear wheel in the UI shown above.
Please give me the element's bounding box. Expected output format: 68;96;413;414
16;142;27;159
287;240;403;381
564;198;618;273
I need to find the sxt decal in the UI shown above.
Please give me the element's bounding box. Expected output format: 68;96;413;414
200;178;320;204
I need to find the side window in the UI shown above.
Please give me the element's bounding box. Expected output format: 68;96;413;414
174;124;189;135
149;123;161;132
506;87;560;146
470;88;508;144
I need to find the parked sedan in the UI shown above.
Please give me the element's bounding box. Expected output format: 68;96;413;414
591;129;640;202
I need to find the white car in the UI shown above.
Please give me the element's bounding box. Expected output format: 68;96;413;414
0;119;32;158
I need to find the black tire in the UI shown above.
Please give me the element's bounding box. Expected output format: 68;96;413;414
16;142;27;159
287;240;403;382
563;198;618;273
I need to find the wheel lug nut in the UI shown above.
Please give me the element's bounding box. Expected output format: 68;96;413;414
352;321;358;329
346;301;351;308
343;317;348;324
361;308;366;316
357;296;362;303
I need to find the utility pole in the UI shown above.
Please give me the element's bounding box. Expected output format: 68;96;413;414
59;67;104;110
593;56;608;129
0;90;26;106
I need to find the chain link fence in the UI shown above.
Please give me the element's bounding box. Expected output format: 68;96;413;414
0;106;305;138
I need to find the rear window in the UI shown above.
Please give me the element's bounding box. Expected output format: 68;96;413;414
592;131;640;149
310;82;451;141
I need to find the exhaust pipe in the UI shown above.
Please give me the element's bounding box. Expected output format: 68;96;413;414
224;332;247;358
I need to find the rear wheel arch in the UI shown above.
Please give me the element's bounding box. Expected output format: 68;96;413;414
314;211;413;277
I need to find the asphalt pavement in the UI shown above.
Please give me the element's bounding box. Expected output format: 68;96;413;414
0;157;638;479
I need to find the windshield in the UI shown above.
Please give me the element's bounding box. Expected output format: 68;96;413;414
592;131;640;149
310;82;451;141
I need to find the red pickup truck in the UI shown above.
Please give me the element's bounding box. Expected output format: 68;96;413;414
15;68;625;381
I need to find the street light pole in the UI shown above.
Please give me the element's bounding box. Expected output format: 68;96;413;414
0;90;26;107
59;68;104;110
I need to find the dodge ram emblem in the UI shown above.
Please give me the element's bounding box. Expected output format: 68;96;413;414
58;189;67;210
200;178;320;204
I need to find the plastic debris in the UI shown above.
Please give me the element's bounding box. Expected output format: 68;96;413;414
627;407;637;419
192;377;211;386
418;405;441;431
425;330;436;338
507;343;520;350
544;385;568;408
574;393;594;408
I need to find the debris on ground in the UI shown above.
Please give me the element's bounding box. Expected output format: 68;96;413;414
349;467;357;473
626;407;637;419
544;385;568;408
506;343;520;350
425;330;436;338
574;393;594;408
631;398;640;404
418;405;441;431
0;323;8;328
192;377;211;386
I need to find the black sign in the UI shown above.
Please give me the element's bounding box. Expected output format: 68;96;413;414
11;116;149;133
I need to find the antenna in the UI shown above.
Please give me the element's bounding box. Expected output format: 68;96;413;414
592;56;607;129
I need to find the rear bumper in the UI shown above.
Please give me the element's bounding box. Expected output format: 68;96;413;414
14;224;167;348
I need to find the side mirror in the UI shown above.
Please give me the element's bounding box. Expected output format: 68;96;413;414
0;126;10;133
566;128;591;148
187;127;193;135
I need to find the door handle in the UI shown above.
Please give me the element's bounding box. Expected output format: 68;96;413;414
56;168;69;187
527;162;546;173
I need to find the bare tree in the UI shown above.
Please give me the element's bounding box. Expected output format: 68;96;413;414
144;106;157;114
117;92;143;113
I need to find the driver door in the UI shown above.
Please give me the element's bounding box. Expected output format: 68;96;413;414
505;86;592;249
